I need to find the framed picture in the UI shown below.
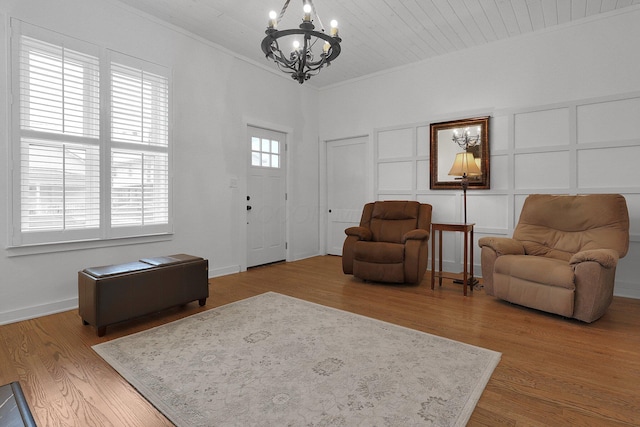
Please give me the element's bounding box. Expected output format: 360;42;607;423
430;116;490;190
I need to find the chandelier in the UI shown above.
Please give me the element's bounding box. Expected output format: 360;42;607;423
261;0;342;84
452;127;481;150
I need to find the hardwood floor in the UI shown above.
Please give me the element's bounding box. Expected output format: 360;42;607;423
1;255;639;426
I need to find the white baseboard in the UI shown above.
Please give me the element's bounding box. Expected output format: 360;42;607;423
3;261;634;327
613;281;640;299
0;297;78;326
208;264;241;278
0;264;242;326
290;251;322;262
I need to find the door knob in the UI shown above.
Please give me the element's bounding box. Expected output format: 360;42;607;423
247;205;252;210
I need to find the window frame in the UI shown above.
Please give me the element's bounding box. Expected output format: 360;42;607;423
9;19;173;251
107;51;172;239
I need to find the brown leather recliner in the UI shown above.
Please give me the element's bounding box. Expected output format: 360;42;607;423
478;194;629;323
342;201;432;284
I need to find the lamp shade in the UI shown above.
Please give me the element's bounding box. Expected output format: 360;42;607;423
449;152;482;177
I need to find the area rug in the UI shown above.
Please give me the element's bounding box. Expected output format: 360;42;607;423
93;292;501;426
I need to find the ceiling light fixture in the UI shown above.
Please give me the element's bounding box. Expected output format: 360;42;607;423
261;0;342;84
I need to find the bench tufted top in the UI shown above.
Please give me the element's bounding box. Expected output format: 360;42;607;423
82;254;205;278
83;261;153;278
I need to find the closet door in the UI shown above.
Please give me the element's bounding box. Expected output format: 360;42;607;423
327;136;368;256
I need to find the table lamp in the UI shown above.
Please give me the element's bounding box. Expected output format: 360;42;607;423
449;152;481;224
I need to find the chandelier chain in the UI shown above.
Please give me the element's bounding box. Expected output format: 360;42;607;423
308;0;326;32
277;0;291;22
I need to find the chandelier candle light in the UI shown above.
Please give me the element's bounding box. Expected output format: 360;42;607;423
261;0;342;84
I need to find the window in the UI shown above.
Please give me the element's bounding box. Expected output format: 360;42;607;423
110;60;169;229
10;20;171;247
251;137;280;168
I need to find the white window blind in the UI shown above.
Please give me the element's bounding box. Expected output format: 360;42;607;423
110;59;170;228
18;34;101;235
11;20;172;247
111;63;169;146
111;149;169;226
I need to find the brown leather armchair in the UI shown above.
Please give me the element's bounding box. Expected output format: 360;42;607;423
478;194;629;323
342;201;432;284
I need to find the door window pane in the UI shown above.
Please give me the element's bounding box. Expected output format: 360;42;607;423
251;137;281;169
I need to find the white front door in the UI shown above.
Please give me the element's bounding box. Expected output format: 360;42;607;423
326;136;368;255
247;126;287;267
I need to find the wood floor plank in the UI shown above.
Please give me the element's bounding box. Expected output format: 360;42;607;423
1;255;639;426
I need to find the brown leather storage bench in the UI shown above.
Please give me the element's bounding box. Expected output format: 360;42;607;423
78;254;209;336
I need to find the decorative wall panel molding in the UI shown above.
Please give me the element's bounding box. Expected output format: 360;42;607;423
372;91;640;297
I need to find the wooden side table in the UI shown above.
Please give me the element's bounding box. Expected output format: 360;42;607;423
431;222;475;296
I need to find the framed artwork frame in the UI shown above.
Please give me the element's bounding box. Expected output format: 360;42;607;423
430;116;490;190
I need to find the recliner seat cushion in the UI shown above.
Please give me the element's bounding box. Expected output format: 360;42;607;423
354;241;404;263
493;254;575;317
493;275;575;317
352;260;405;283
494;255;575;290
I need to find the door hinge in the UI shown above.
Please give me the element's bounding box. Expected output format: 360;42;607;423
285;193;288;201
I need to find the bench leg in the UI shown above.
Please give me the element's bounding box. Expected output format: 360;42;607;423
198;298;206;307
97;326;107;337
82;319;89;326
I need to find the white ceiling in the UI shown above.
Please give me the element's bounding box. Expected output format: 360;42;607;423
116;0;640;88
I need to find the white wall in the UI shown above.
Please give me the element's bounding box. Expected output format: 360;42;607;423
318;7;640;298
2;3;639;326
0;0;321;323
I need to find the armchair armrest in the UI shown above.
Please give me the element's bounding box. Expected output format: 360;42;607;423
478;237;525;256
402;229;429;243
570;249;619;269
345;226;372;241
